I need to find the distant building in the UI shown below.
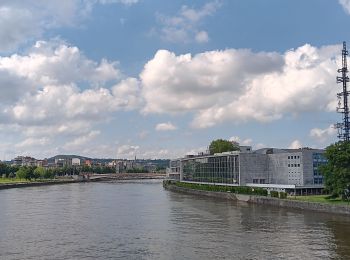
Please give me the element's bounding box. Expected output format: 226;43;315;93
12;156;37;167
169;146;327;195
55;158;70;167
115;161;125;173
85;160;92;167
72;158;81;166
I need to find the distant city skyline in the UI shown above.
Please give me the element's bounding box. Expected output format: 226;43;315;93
0;0;350;160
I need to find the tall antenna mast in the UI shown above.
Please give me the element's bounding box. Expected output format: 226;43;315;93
336;41;350;142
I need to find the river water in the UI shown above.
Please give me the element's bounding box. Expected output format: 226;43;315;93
0;180;350;260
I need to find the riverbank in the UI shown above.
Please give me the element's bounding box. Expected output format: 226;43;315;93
0;173;166;190
0;179;85;190
163;180;350;216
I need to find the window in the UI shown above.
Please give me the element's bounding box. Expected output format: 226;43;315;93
288;156;290;159
288;164;290;167
298;164;300;167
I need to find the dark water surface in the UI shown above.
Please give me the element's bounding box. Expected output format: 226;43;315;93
0;180;350;259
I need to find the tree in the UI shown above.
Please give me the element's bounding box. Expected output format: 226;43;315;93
44;169;55;179
209;139;239;155
16;167;29;180
33;167;45;179
321;141;350;199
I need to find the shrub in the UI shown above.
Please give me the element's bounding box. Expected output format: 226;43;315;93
172;181;268;196
270;191;279;198
279;192;287;199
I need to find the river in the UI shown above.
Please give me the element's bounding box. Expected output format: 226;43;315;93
0;180;349;259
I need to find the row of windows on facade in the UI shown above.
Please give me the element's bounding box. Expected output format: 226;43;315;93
314;177;323;184
288;155;300;159
288;163;300;167
252;179;266;184
313;169;323;176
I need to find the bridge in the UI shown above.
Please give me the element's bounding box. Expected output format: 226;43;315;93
88;173;166;181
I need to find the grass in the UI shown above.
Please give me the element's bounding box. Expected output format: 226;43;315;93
166;180;269;196
0;178;32;184
289;195;350;206
0;178;71;184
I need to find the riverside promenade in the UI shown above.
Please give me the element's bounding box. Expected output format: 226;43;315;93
163;180;350;216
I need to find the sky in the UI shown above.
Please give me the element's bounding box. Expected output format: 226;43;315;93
0;0;350;160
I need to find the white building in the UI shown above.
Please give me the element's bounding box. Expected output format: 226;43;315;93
71;158;81;166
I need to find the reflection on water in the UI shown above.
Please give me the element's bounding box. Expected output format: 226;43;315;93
0;180;349;259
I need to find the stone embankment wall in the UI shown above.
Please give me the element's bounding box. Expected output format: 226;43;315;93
0;180;82;190
164;181;350;216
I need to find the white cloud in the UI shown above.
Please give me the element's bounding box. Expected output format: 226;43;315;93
195;31;209;43
155;1;221;43
138;130;149;140
140;44;339;128
15;137;50;148
310;125;337;143
339;0;350;14
117;144;140;158
98;0;139;5
255;143;266;149
288;140;302;149
229;136;241;143
63;130;100;150
0;40;142;157
112;78;143;110
0;40;139;127
0;40;120;87
0;0;139;52
155;122;177;131
0;7;40;52
229;136;252;145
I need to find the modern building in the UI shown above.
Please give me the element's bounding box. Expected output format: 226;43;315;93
168;146;327;195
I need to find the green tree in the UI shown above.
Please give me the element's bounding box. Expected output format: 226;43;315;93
33;167;45;179
16;167;29;180
209;139;239;155
44;169;55;179
321;141;350;200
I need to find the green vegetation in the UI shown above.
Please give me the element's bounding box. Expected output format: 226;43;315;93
290;195;350;206
0;163;19;177
81;165;116;174
279;192;287;199
126;168;149;173
269;191;287;199
209;139;239;155
0;178;31;184
270;191;279;198
321;141;350;200
14;166;55;180
168;181;268;196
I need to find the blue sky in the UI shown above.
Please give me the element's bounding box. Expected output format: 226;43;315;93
0;0;349;160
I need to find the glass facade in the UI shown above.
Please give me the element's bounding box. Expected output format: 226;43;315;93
182;155;239;184
312;153;327;184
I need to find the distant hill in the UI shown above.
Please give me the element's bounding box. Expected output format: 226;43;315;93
47;155;92;163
